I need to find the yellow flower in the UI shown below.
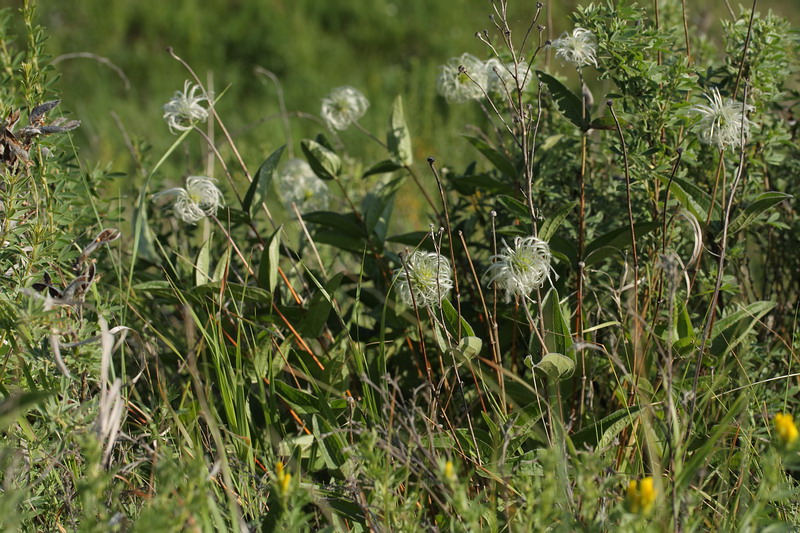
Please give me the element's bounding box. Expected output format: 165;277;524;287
774;413;799;447
279;472;292;494
443;460;455;482
627;477;657;514
275;461;292;495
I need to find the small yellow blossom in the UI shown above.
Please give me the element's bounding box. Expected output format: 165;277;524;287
279;472;292;493
443;460;455;482
774;413;799;447
275;461;292;495
627;477;657;514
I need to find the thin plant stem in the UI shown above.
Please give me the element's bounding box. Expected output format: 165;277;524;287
428;158;463;340
608;101;641;376
681;0;692;64
685;85;751;448
661;150;684;255
458;230;503;417
291;202;328;278
576;68;589;418
732;0;758;100
192;126;243;207
254;66;294;158
352;120;440;216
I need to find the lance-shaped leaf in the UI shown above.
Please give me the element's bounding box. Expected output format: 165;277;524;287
539;201;577;242
301;138;341;180
464;135;516;177
657;175;720;224
571;406;642;448
243;145;285;216
536;70;590;130
725;191;791;236
363;159;402;178
258;225;282;293
584;222;660;267
387;95;413;166
497;194;532;222
195;233;213;286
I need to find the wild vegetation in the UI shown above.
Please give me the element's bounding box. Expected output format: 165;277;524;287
1;0;799;531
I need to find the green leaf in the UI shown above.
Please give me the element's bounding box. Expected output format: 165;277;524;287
539;201;577;242
584;222;660;267
587;115;628;131
133;280;172;291
464;136;516;177
441;298;476;337
549;234;578;268
216;207;251;226
710;301;775;358
497;194;531;222
243;145;285;216
387;95;413;166
536;70;589;130
368;177;404;243
450;173;513;195
0;390;54;431
546;289;572;356
277;434;315;458
303;211;366;238
675;301;695;344
540;134;564;151
363;159;402;178
725;192;791;236
132;280;175;300
677;395;747;492
386;231;434;249
258;226;282;293
657;175;718;224
275;381;319;414
313;416;347;472
362;193;389;240
300;272;344;338
132;206;160;265
534;353;575;380
191;283;272;305
432;321;449;353
301;139;341;180
481;411;500;443
457;336;482;358
496;225;530;238
195;233;213;286
312;231;368;254
571;406;642;448
212;249;231;282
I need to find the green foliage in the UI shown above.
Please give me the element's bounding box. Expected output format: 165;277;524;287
2;1;800;531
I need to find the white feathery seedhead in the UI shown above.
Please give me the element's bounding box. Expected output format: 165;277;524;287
162;80;210;133
485;236;555;303
156;176;224;224
395;251;453;308
692;88;754;150
436;53;488;104
550;28;598;68
485;58;532;94
321;86;370;131
278;158;330;216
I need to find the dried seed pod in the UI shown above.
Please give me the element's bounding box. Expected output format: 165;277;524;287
29;100;61;124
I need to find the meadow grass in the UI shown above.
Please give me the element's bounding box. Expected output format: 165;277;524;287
1;0;800;531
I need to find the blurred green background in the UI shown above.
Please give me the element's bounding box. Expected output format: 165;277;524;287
3;0;798;228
